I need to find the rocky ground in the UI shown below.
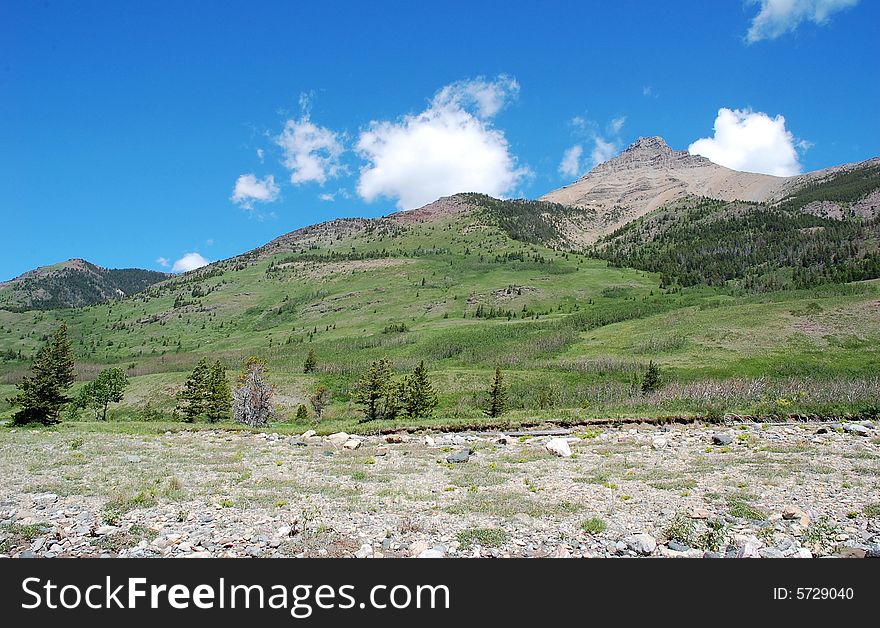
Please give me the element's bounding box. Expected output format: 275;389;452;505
1;420;878;558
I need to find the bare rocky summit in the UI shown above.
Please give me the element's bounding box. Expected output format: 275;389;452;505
541;136;879;242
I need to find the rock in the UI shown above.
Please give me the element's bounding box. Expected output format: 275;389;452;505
651;437;668;450
545;438;572;458
496;434;511;445
841;423;871;436
445;449;471;463
550;546;571;558
126;455;141;463
793;548;813;558
712;434;733;446
625;533;657;555
342;439;361;450
326;432;350;447
416;549;444;558
423;435;435;447
385;434;403;444
702;551;724;559
408;541;430;557
301;430;316;439
836;547;867;558
20;550;36;558
289;440;307;447
375;447;389;456
33;493;58;505
782;506;811;527
94;525;118;536
689;507;710;519
354;543;373;558
667;540;691;552
759;547;785;558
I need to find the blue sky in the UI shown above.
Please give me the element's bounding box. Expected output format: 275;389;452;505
2;0;877;280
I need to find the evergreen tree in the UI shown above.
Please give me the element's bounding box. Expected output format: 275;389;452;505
8;323;75;425
402;361;438;420
72;367;128;420
176;358;210;422
353;358;394;422
204;360;232;423
303;348;317;374
295;404;309;421
484;367;507;418
641;361;662;394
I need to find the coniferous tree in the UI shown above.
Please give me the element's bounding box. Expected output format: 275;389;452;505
295;404;309;421
402;361;438;420
353;358;394;422
176;358;210;422
72;367;129;420
8;323;75;425
204;360;232;423
484;367;507;418
641;360;662;394
303;349;317;374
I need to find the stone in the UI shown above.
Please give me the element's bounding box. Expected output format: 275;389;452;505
375;447;389;456
301;430;316;439
94;525;118;536
385;434;403;444
289;440;307;447
33;493;58;505
423;435;435;447
759;547;785;558
342;439;361;450
651;437;668;450
446;449;471;463
794;548;813;558
354;543;373;558
712;434;733;446
782;506;811;527
545;438;572;458
836;547;867;558
550;545;571;558
841;423;870;436
667;540;691;552
126;455;141;463
408;541;430;557
326;432;350;447
689;507;710;519
625;533;657;555
416;549;444;558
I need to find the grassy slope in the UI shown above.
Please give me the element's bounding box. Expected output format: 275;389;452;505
1;204;878;432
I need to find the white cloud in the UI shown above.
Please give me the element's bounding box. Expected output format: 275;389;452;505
276;115;344;185
230;173;280;210
319;193;335;202
746;0;859;43
156;257;169;268
609;116;626;134
256;148;264;162
356;76;529;210
171;252;210;273
431;75;520;119
590;137;620;168
558;144;584;178
688;107;803;176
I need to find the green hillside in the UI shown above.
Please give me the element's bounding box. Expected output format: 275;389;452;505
2;191;879;432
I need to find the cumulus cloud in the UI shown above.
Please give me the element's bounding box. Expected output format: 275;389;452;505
276;115;344;185
688;107;803;176
356;76;529;210
558;144;584;178
591;137;621;168
746;0;859;43
230;173;280;210
156;257;170;268
171;252;210;273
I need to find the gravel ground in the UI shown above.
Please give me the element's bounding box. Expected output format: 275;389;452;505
1;421;878;558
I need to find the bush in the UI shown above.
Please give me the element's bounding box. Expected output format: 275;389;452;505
580;517;607;534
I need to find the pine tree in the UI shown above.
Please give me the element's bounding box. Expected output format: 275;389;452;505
641;361;662;394
8;323;75;425
204;361;232;423
353;358;394;422
295;404;309;421
72;367;129;420
402;361;438;420
176;358;210;422
303;348;317;374
484;367;507;418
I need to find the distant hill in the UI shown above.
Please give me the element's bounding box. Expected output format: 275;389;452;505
540;136;880;243
0;259;170;311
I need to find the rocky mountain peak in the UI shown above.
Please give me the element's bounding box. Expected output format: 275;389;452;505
588;136;708;177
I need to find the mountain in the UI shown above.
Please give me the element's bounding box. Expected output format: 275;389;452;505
541;136;880;242
0;259;170;311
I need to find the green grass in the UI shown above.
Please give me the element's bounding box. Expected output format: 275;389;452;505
580;517;607;534
456;527;509;550
1;200;879;429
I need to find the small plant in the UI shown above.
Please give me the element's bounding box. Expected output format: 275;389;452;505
704;403;726;424
864;503;880;517
727;495;767;521
581;517;607;534
698;518;727;551
219;498;234;508
68;438;84;450
664;513;696;546
577;428;602;439
456;527;508;550
175;510;188;522
803;516;840;555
